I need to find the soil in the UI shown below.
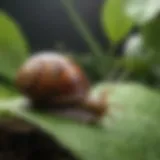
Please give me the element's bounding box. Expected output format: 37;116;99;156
0;126;78;160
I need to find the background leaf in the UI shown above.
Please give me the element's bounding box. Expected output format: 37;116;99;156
0;85;18;99
101;0;133;44
142;16;160;53
125;0;160;25
124;34;145;57
121;34;152;74
0;11;29;81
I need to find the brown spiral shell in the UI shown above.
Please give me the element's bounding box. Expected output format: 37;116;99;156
16;52;90;105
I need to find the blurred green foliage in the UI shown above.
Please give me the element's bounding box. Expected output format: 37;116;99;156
0;0;160;160
101;0;134;44
2;83;160;160
0;11;29;81
125;0;160;25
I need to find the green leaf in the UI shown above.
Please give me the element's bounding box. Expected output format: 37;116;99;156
0;85;19;99
124;34;145;57
122;34;152;73
125;0;160;25
101;0;133;44
3;83;160;160
121;57;151;74
73;54;116;82
0;11;30;80
142;16;160;53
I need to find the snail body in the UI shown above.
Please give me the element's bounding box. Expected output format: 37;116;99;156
16;51;107;122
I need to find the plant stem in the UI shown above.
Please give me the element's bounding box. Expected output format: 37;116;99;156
61;0;104;57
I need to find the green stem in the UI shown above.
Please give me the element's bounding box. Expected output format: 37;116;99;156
60;0;104;57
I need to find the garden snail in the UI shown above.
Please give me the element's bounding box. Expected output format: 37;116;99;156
15;51;107;122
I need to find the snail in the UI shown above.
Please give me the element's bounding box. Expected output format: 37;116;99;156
15;51;107;122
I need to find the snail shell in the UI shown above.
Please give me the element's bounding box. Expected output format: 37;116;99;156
16;52;90;105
